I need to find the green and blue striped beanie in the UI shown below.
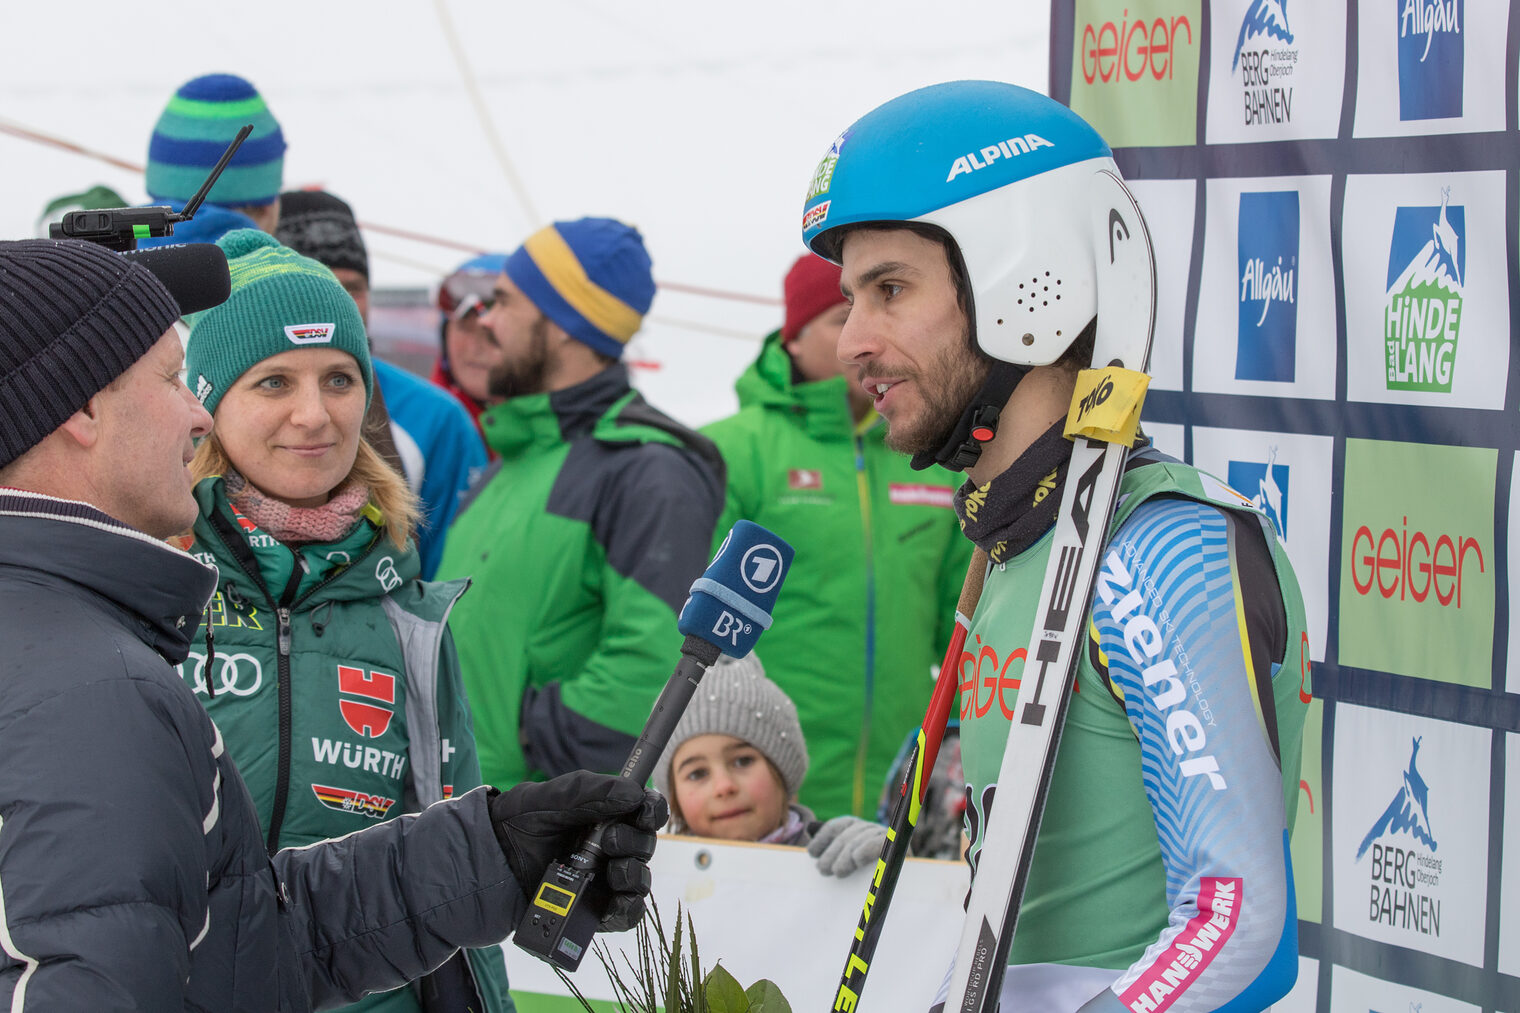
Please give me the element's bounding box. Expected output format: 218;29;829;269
146;74;286;208
186;230;371;417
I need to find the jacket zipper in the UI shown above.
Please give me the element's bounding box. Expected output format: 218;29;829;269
852;431;876;816
262;538;385;855
265;604;295;856
204;507;385;856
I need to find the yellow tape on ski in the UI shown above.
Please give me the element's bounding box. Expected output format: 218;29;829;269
1064;367;1150;445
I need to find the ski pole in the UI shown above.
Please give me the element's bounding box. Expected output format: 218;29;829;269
831;548;987;1012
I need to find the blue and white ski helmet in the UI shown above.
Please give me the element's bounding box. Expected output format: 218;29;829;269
802;80;1120;366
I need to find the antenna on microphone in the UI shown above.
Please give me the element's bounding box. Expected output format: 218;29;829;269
48;125;254;251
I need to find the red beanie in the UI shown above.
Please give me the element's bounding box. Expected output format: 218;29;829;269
781;253;845;344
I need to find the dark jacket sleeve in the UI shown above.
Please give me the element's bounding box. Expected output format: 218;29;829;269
272;786;523;1008
526;443;721;773
0;675;214;1010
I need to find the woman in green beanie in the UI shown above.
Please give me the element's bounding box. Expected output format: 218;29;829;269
181;229;513;1013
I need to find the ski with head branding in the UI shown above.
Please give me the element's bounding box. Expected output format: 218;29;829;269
939;167;1157;1013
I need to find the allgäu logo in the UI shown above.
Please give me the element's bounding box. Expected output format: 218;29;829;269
1384;189;1464;393
1227;447;1289;536
1231;0;1298;127
1398;0;1463;121
1236;190;1299;382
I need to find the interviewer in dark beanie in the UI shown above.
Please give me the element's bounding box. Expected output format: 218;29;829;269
0;238;666;1012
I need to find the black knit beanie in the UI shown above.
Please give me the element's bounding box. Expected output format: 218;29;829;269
0;239;181;468
275;190;369;281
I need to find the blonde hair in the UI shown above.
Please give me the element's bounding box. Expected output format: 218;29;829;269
189;433;419;551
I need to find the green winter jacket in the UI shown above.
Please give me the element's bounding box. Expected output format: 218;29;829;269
437;364;725;788
182;476;513;1013
702;333;972;819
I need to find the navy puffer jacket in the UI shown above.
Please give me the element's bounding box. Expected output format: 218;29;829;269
0;491;523;1012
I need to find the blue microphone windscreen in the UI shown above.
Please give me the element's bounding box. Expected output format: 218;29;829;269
678;520;794;657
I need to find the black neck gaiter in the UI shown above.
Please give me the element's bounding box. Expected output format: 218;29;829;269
952;419;1073;565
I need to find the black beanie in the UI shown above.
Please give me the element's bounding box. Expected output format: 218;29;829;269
275;190;369;281
0;239;181;468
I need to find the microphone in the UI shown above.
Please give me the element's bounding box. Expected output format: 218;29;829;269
676;520;790;659
121;244;232;316
515;520;794;971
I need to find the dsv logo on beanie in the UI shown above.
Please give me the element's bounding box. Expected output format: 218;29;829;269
284;322;336;345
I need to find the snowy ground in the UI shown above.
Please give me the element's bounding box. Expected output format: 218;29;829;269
0;2;1048;426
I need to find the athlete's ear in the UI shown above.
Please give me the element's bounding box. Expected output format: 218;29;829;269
57;397;105;449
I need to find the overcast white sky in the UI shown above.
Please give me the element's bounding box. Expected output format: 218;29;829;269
1;2;1048;424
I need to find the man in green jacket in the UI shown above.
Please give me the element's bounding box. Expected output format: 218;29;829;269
702;254;971;820
438;218;724;788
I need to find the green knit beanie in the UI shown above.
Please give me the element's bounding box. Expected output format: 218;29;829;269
186;229;372;416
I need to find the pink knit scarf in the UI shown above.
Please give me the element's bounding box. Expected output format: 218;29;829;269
225;469;370;546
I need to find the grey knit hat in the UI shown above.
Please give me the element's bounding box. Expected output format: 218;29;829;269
654;653;808;826
0;239;181;468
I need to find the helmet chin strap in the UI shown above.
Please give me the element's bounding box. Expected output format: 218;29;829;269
910;359;1028;473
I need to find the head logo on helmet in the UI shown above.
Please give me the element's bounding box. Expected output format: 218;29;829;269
802;80;1126;367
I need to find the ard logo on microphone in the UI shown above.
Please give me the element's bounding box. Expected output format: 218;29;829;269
740;544;785;594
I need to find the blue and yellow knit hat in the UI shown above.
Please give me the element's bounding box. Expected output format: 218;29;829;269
503;217;655;359
186;230;371;417
146;73;286;208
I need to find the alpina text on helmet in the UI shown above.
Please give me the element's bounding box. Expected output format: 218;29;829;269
946;134;1055;183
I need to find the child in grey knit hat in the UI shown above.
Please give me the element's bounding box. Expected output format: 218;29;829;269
655;654;889;876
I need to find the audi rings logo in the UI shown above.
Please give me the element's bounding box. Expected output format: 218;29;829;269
375;555;402;592
180;651;264;697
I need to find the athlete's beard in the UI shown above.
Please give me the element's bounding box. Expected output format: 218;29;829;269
487;315;554;401
875;324;994;456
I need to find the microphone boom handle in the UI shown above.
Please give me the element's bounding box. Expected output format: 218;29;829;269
516;634;722;970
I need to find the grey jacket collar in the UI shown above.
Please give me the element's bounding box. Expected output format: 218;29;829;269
0;489;217;662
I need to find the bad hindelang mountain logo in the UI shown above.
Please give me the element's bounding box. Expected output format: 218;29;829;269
1231;0;1299;127
1227;447;1289;536
1384;188;1464;393
1357;736;1443;937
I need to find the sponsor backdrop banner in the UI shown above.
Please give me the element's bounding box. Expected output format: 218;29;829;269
1052;1;1517;1008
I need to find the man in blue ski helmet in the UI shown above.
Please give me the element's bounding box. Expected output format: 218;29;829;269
804;81;1310;1013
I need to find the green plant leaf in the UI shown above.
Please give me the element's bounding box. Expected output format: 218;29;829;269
665;913;684;1010
744;979;792;1013
688;911;706;1013
704;964;750;1013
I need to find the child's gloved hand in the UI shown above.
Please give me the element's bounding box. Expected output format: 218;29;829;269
807;815;889;877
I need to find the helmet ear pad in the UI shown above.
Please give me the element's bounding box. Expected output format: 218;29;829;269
917;157;1113;367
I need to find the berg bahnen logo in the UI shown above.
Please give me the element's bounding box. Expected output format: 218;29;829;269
1231;0;1299;126
1398;0;1463;120
1236;190;1299;382
1357;737;1444;937
1384;189;1464;393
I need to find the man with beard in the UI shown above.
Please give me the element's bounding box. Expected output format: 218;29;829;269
437;217;724;788
0;238;666;1010
804;82;1310;1012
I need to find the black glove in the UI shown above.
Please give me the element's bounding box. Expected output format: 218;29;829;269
488;770;667;932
